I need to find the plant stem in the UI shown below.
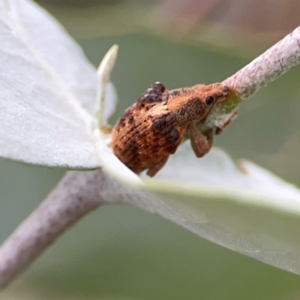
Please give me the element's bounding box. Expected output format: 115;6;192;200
0;170;107;289
223;26;300;99
205;26;300;130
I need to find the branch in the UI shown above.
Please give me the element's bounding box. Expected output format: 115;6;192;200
0;170;109;289
205;26;300;130
223;26;300;99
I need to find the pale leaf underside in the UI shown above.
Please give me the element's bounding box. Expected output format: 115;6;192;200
99;141;300;275
0;0;102;168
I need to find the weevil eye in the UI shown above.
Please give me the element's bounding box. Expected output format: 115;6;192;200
205;96;215;105
223;86;229;93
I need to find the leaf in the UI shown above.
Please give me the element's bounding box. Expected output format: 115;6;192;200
98;141;300;275
0;0;115;168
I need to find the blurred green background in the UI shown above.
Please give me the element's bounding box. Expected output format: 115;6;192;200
2;0;300;299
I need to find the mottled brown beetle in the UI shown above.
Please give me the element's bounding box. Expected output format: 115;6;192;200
111;82;229;177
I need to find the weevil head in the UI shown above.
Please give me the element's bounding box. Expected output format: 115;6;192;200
168;83;229;127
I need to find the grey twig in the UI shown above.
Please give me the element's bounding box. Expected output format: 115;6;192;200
205;26;300;130
223;26;300;99
0;170;108;289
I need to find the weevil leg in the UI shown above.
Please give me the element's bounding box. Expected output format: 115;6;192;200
215;110;238;135
188;124;213;158
146;156;169;177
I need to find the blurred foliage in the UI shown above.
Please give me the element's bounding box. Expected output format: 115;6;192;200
2;0;300;299
38;0;300;57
